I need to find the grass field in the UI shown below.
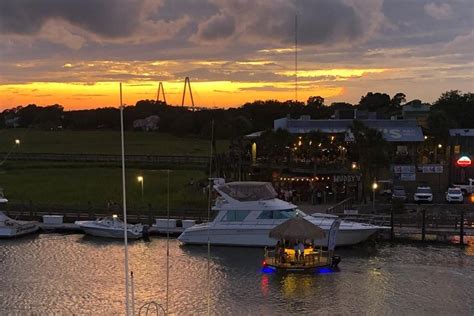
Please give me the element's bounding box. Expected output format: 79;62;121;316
0;167;208;209
0;129;228;155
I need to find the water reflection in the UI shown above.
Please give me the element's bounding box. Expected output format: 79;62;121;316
0;235;472;314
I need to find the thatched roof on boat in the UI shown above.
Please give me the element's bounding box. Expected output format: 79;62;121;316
269;217;326;241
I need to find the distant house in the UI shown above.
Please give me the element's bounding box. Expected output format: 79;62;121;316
4;116;20;128
133;115;160;131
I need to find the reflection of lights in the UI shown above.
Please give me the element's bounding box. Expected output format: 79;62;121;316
15;139;20;145
424;135;428;140
112;214;118;219
372;182;378;190
298;140;302;146
318;143;322;147
351;162;357;169
438;144;442;149
261;274;270;296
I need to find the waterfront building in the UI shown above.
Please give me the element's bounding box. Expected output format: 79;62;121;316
246;114;460;203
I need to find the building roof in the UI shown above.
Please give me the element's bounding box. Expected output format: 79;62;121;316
449;129;474;137
274;117;424;142
402;103;430;113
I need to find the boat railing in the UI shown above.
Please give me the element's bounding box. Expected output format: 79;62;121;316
334;213;391;226
265;247;328;267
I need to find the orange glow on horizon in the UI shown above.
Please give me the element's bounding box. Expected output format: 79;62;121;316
0;81;344;110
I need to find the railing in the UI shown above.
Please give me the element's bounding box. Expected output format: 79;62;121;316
326;197;353;214
0;152;210;167
4;202;210;223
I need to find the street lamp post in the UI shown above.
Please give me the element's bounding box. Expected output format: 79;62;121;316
137;176;144;202
372;181;378;213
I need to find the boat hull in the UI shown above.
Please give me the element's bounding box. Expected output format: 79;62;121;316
80;226;142;239
178;225;378;247
0;224;39;238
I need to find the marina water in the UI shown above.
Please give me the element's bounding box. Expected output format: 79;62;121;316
0;234;473;314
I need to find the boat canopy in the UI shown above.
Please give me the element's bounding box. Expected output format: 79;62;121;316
269;217;326;240
217;182;277;201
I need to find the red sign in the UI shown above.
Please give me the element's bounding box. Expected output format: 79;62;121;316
456;156;472;167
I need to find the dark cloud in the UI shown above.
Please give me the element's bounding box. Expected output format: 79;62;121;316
0;0;144;37
193;0;374;46
197;13;235;41
248;0;363;45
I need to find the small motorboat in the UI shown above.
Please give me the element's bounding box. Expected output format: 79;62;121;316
75;215;144;239
0;211;39;237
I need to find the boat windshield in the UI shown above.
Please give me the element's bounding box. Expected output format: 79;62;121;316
257;209;305;219
218;182;277;201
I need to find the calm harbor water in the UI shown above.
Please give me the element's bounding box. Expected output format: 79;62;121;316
0;234;473;315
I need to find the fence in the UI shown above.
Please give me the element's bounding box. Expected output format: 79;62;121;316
3;202;210;224
0;152;210;168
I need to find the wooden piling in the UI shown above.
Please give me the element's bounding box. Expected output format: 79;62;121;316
421;209;426;241
390;207;394;241
148;203;153;225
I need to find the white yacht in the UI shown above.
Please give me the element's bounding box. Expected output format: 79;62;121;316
0;211;39;237
178;181;386;247
75;215;144;239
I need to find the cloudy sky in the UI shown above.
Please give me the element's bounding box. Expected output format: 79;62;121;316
0;0;473;109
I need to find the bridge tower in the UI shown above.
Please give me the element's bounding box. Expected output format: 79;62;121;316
156;82;167;104
181;76;195;109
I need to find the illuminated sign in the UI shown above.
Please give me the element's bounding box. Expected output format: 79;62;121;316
456;156;472;167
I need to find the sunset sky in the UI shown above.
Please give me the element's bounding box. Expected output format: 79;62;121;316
0;0;473;110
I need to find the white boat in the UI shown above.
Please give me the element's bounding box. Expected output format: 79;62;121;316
178;181;386;247
0;211;39;237
75;215;144;239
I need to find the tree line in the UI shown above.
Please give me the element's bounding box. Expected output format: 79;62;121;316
1;90;473;140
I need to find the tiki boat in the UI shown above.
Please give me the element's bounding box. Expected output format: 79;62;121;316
263;217;341;272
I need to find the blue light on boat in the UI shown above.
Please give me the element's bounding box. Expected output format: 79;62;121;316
316;267;334;274
261;266;277;274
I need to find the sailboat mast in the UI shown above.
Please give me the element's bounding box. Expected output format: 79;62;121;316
120;82;131;316
207;120;214;315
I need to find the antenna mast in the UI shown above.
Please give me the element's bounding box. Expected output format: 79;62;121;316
181;76;195;109
295;13;298;103
156;82;167;104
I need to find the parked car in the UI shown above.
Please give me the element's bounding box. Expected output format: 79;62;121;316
392;186;407;201
452;178;474;194
414;186;433;203
446;187;464;203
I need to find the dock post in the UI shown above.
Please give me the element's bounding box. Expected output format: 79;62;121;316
29;200;33;220
421;209;426;241
390;207;394;241
460;209;465;246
